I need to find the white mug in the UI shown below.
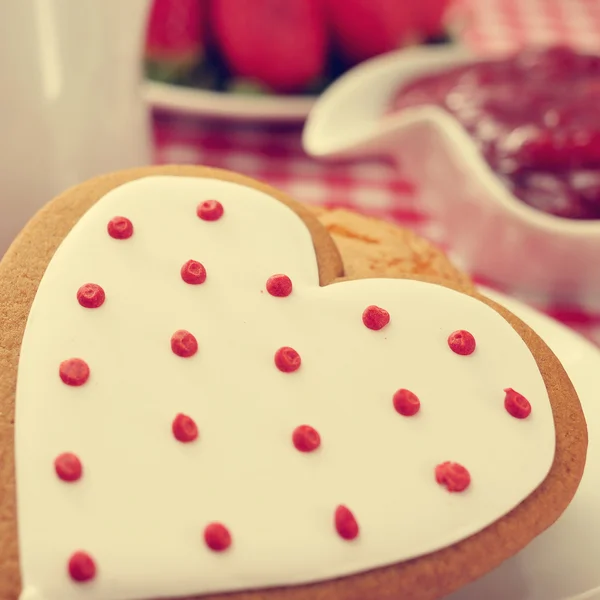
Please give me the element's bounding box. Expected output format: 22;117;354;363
0;0;152;256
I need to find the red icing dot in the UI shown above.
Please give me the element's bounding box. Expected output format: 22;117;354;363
204;522;232;552
393;389;421;416
197;200;224;221
435;461;471;492
180;260;207;285
68;551;96;583
171;330;198;358
266;274;293;297
448;330;476;355
172;413;198;443
292;425;321;453
54;453;83;482
362;305;390;330
335;505;359;541
504;388;532;419
274;346;301;373
107;216;133;239
59;358;90;386
77;283;105;309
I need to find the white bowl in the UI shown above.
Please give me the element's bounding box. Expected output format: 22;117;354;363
143;80;316;122
302;46;600;311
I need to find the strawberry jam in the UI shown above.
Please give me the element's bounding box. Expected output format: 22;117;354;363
391;46;600;219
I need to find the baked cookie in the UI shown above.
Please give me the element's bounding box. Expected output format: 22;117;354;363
308;206;473;289
0;165;587;600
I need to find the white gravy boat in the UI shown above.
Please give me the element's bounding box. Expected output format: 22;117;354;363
303;45;600;311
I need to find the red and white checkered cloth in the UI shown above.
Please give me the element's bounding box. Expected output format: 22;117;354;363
153;0;600;346
460;0;600;54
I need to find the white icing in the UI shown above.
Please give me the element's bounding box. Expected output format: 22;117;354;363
15;176;555;600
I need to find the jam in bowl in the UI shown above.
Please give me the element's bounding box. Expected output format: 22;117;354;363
391;46;600;220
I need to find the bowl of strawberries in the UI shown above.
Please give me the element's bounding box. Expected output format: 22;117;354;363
143;0;461;121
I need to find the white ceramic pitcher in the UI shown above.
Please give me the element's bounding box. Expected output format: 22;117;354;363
0;0;152;256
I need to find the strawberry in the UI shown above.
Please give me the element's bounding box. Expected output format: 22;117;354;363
324;0;415;66
324;0;454;66
412;0;453;38
209;0;327;94
145;0;207;82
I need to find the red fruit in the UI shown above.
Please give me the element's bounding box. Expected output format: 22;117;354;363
411;0;453;38
324;0;414;66
145;0;206;76
210;0;327;93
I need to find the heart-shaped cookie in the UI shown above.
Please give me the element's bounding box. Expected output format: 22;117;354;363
0;166;587;600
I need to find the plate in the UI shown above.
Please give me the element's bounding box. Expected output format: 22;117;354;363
143;80;316;123
448;287;600;600
142;39;463;123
